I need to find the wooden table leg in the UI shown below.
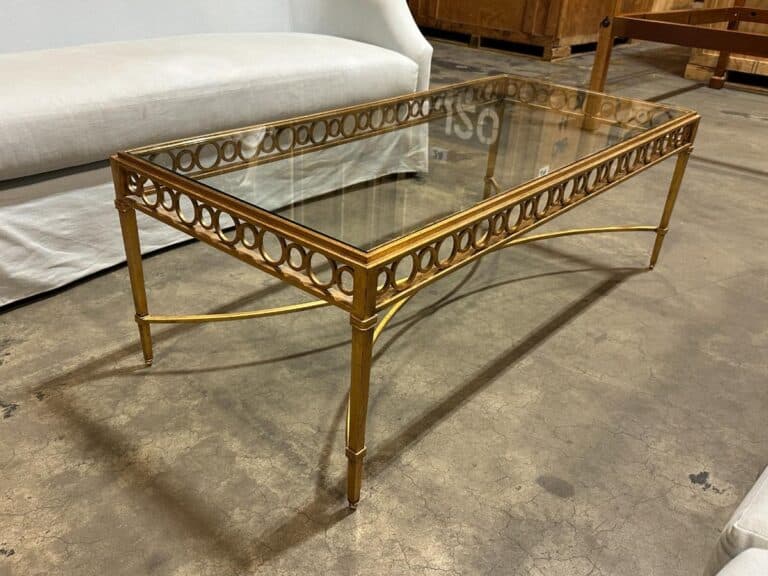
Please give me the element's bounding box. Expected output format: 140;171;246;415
709;0;745;89
585;1;621;131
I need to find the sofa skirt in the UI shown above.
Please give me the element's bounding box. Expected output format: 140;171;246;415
0;128;427;308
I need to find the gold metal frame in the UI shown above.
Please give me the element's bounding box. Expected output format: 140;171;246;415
590;0;768;91
111;74;699;508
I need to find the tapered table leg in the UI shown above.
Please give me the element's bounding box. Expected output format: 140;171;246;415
650;147;693;269
583;4;620;132
116;201;154;366
346;314;376;508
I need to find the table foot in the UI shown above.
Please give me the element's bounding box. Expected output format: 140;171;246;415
346;446;366;509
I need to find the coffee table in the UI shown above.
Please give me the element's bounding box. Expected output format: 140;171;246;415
111;75;699;507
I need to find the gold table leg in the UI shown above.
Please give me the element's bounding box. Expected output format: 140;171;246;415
116;201;154;366
650;147;693;269
346;314;376;508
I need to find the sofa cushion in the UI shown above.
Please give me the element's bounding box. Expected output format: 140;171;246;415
0;33;419;181
716;549;768;576
707;467;768;575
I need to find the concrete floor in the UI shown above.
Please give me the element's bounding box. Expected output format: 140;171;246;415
1;40;767;576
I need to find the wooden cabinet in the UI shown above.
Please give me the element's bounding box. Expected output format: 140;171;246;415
408;0;690;59
685;0;768;82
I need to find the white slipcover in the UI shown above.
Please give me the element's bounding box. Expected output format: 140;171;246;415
707;467;768;576
0;33;419;181
0;0;433;307
715;549;768;576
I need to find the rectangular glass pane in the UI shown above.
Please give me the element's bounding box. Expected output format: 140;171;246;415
133;77;686;252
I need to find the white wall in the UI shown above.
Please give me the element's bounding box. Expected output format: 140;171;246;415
1;0;291;53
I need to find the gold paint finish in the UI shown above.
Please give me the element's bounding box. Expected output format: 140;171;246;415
112;75;698;507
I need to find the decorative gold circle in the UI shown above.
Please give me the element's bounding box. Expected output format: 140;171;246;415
492;212;506;235
393;254;418;290
357;111;370;130
239;133;261;160
199;205;214;229
550;185;564;208
221;140;238;163
175;192;197;225
534;190;550;217
160;185;175;211
586;169;599;193
328;119;341;137
126;172;143;193
457;228;472;252
601;101;616;118
308;251;335;288
417;246;436;273
436;234;457;267
177;149;196;172
607;158;620;182
214;210;240;245
616;102;633;124
337;266;355;295
563;178;576;203
197;142;221;170
506;204;523;233
259;230;287;265
519;83;535;103
472;220;492;248
287;244;307;271
310;121;328;144
576;174;588;194
276;127;295;152
241;224;258;249
141;178;160;208
376;268;391;293
370;108;384;129
549;89;566;110
296;125;310;145
261;132;276;154
341;114;357;137
522;198;535;220
396;103;409;123
627;149;639;171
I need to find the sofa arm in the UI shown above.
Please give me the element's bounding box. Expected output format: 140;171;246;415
290;0;433;91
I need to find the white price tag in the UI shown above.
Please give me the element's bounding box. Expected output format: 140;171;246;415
431;147;449;162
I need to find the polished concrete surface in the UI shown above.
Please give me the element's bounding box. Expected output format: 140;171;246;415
1;40;767;576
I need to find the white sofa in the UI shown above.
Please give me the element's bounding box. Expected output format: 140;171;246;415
707;466;768;575
715;549;768;576
0;0;432;307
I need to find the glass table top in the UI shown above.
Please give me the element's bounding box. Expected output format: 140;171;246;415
132;76;688;252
